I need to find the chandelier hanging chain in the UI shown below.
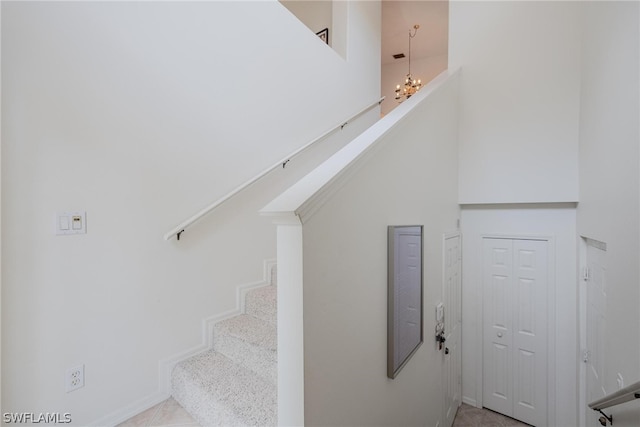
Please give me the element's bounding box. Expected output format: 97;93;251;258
395;24;422;102
408;25;418;77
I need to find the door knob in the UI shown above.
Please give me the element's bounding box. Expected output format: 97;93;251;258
497;332;503;338
445;347;450;355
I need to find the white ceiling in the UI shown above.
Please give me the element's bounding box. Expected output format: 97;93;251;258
381;0;449;65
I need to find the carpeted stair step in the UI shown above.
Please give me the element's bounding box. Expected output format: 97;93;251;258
245;285;277;326
213;313;277;384
172;350;276;427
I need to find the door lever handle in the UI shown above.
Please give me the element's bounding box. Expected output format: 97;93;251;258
436;331;446;350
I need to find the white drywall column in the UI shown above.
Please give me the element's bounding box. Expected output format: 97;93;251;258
275;214;305;426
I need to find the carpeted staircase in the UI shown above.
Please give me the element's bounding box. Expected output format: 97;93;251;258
171;284;277;426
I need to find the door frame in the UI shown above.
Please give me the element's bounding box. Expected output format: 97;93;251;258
578;236;607;427
578;236;587;427
476;234;557;426
442;232;462;427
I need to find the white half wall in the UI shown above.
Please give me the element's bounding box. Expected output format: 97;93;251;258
450;1;581;204
460;205;578;427
577;2;640;426
298;72;460;426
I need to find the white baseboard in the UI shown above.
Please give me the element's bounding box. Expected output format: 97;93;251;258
90;391;169;427
90;259;277;426
462;395;478;408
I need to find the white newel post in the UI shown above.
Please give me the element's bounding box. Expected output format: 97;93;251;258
275;213;305;426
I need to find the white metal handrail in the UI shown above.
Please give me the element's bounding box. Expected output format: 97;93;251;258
588;379;640;425
164;96;385;241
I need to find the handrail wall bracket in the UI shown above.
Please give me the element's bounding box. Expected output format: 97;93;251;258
596;409;612;426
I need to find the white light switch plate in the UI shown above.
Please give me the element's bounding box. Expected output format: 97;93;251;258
56;211;86;235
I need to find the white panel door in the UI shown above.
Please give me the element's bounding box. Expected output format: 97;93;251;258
483;238;514;417
585;242;607;427
443;234;462;427
512;239;548;426
483;238;548;426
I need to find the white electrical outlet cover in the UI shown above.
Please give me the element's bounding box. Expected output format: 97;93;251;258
65;364;85;392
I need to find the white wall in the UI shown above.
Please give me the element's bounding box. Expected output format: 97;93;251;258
460;205;578;426
1;1;381;424
577;2;640;426
450;1;581;204
381;54;448;116
299;72;460;426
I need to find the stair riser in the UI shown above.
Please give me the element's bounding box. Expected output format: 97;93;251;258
172;366;243;426
213;332;277;385
171;351;277;426
245;301;276;325
245;287;277;326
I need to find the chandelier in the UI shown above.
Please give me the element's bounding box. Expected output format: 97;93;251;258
395;24;422;102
